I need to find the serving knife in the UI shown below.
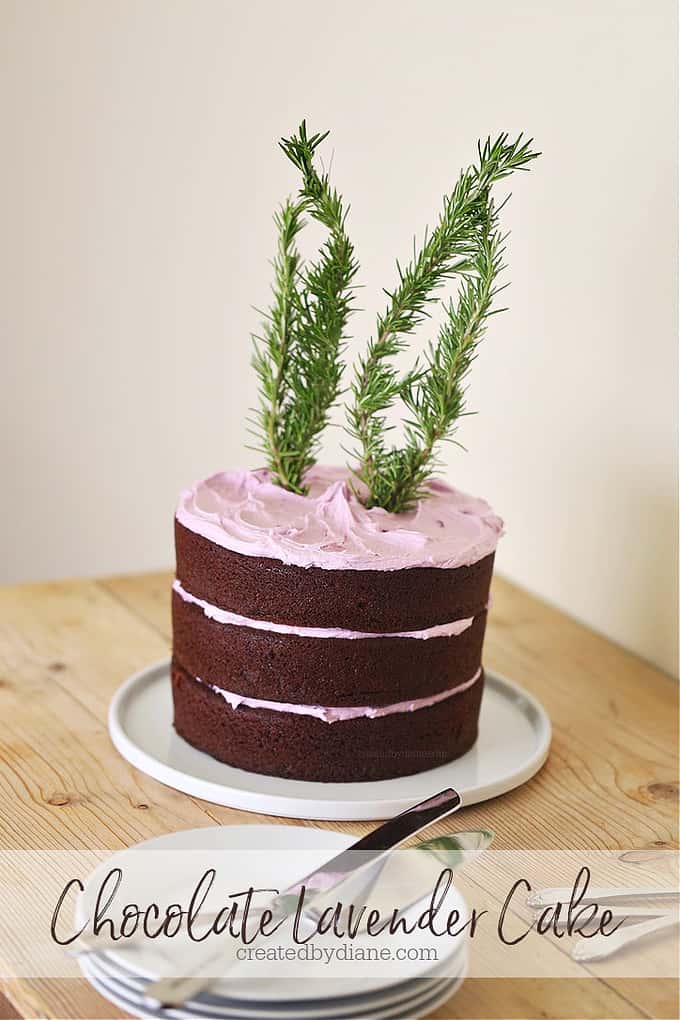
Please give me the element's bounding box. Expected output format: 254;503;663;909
70;826;492;959
144;788;463;1007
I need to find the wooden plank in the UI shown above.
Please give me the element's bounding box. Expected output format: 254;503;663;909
1;978;127;1019
99;571;172;640
435;978;650;1019
0;991;20;1020
0;579;299;851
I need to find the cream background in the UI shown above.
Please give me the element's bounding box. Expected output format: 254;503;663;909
1;0;677;675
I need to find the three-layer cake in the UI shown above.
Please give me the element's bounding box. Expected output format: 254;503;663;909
171;466;501;782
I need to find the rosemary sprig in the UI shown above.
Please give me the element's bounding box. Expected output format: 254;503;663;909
251;198;306;491
372;224;506;511
348;134;539;512
251;123;358;494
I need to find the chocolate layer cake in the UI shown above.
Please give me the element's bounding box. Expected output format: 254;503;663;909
171;466;502;782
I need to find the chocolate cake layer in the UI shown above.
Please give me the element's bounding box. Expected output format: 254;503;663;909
175;520;494;631
172;659;484;782
172;589;487;706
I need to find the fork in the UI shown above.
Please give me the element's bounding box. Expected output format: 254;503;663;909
527;885;680;908
571;911;680;961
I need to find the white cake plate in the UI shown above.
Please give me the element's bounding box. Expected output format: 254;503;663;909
109;660;550;820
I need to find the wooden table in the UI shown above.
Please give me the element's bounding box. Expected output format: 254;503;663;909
0;571;677;1019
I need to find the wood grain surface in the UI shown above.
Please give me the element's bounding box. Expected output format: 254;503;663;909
0;571;677;1019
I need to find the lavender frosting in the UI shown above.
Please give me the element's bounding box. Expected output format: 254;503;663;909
176;465;503;571
198;668;482;723
173;580;476;640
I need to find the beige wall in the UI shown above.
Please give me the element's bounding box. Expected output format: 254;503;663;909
1;0;677;675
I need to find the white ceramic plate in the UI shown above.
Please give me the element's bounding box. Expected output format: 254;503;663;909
81;956;463;1020
109;660;550;820
85;952;465;1019
80;957;465;1020
75;825;467;1003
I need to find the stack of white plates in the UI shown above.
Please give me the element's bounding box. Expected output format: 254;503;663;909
76;825;468;1020
79;954;466;1020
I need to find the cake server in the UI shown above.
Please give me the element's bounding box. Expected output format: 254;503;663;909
144;787;462;1007
70;826;492;958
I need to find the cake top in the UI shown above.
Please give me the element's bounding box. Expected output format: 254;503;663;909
176;465;503;572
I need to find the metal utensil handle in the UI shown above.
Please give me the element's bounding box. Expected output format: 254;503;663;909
144;788;462;1008
542;904;674;924
527;886;680;907
571;911;680;962
277;787;462;900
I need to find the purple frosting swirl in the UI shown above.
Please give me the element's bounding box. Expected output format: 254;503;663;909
176;465;503;571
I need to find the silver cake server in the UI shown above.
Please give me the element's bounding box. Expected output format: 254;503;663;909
70;826;493;958
144;788;463;1008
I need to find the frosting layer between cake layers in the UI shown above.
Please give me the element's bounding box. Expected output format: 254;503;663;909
171;583;488;706
171;659;485;783
173;579;477;640
198;668;482;722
